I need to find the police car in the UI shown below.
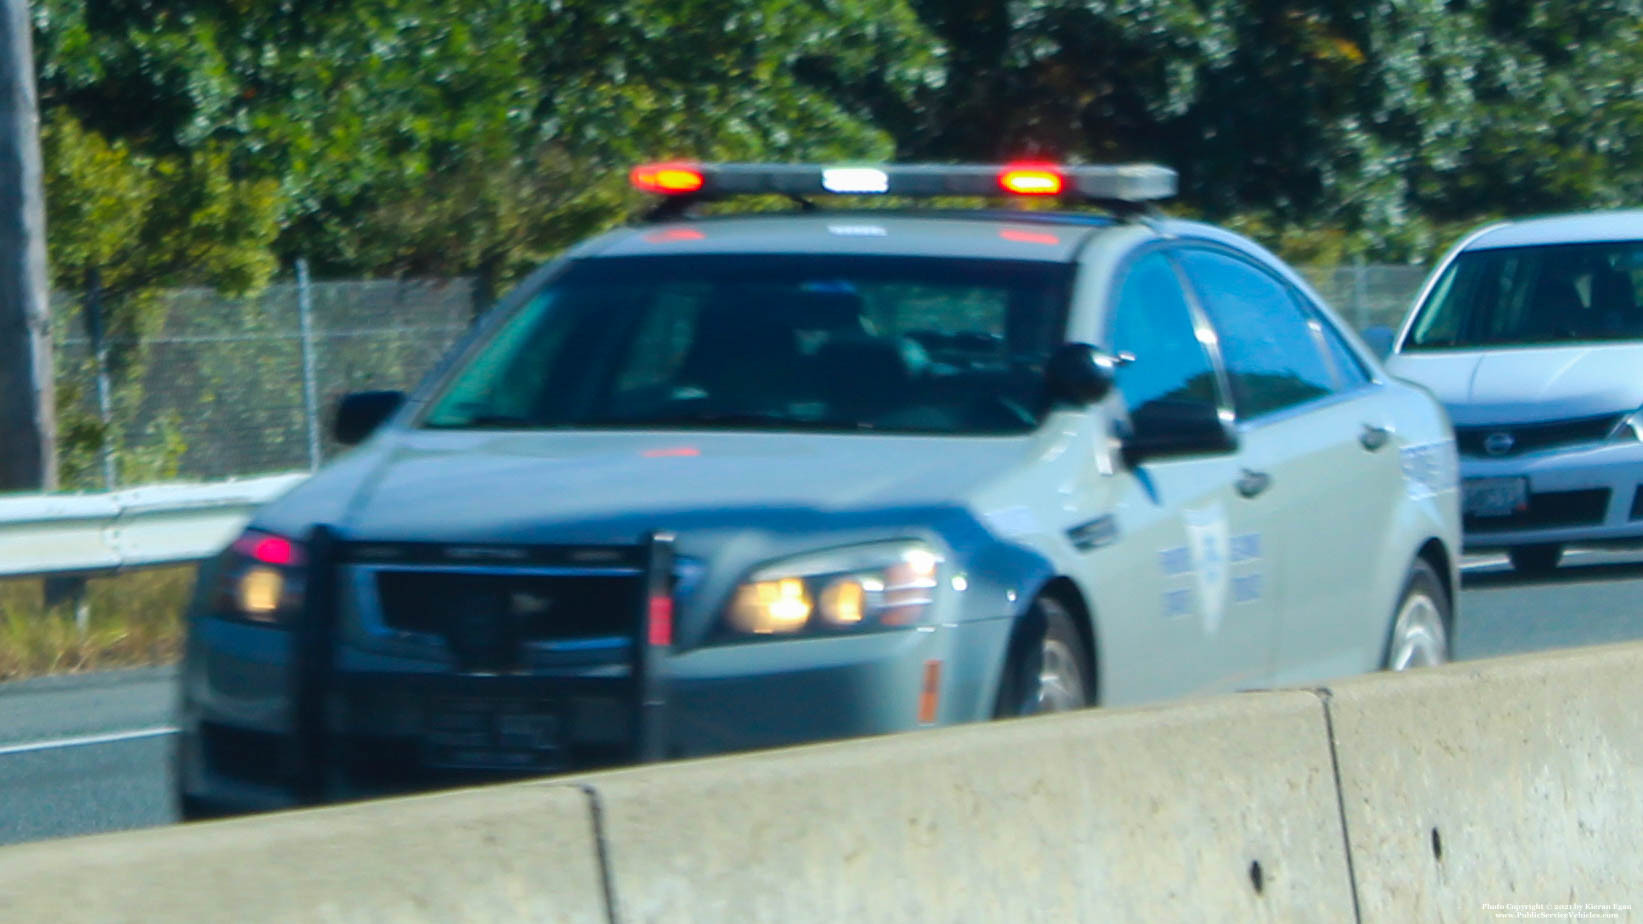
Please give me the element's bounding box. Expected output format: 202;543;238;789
176;162;1461;816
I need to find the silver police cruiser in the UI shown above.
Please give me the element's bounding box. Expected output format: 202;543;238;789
177;162;1461;817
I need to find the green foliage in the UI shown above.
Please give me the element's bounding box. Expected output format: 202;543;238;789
794;0;1643;263
33;0;903;291
51;372;106;489
40;118;280;303
30;0;1643;284
0;568;193;680
40;115;280;487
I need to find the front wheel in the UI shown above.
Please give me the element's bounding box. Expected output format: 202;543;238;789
993;597;1093;716
1385;558;1451;671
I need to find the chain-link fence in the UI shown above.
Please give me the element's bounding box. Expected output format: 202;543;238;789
1299;262;1432;333
47;263;1431;487
52;273;477;487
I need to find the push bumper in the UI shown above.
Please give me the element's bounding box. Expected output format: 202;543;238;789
177;620;1007;813
177;526;1012;815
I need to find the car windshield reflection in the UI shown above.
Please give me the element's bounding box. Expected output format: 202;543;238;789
1406;240;1643;349
421;254;1072;435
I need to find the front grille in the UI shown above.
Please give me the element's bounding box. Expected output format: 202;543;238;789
376;571;638;640
376;571;640;671
1455;414;1621;458
1631;486;1643;521
1465;488;1611;532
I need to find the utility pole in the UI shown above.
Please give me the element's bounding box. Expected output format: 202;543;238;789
0;0;55;492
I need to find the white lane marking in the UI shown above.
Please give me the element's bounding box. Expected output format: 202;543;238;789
0;725;178;757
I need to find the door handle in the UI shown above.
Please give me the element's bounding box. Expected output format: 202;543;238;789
1235;468;1272;499
1360;424;1392;452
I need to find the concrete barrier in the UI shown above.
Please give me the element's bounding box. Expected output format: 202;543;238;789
0;783;606;923
1325;642;1643;922
583;690;1351;922
3;643;1641;922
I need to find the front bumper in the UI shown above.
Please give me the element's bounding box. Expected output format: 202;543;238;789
1459;441;1643;549
176;615;1011;815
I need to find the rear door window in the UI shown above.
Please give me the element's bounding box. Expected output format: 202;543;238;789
1174;249;1339;419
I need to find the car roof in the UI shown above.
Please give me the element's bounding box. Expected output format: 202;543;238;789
1464;210;1643;250
570;210;1325;319
582;210;1123;263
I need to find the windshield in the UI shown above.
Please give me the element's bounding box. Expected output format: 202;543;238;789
1406;241;1643;349
423;254;1073;434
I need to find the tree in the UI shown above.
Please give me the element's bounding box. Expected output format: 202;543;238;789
32;0;1643;278
33;0;905;290
796;0;1643;262
37;116;280;488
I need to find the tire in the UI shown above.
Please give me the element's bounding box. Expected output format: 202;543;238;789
1508;544;1563;574
1384;558;1451;671
993;596;1094;717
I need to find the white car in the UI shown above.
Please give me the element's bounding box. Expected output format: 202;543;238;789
1385;211;1643;571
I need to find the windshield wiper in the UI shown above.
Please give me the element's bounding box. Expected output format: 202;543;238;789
425;414;537;429
580;411;872;431
428;411;876;431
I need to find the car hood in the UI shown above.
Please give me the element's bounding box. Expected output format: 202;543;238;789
255;429;1038;548
1386;343;1643;425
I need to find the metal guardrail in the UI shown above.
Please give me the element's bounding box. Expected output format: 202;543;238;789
0;473;306;579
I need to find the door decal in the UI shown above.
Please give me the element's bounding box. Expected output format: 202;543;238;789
1184;503;1229;635
1159;521;1262;622
1400;441;1458;500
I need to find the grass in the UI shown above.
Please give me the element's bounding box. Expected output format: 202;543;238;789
0;566;196;682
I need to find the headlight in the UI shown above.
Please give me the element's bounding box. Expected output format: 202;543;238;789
722;542;942;638
1614;408;1643;442
211;529;307;624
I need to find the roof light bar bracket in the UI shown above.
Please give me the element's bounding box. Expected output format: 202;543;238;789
641;193;715;223
1085;197;1159;220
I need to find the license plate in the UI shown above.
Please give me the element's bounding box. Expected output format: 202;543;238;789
425;698;564;770
1463;477;1528;517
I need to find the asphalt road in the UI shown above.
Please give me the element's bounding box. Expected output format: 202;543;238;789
0;668;177;846
3;548;1641;848
1450;547;1643;659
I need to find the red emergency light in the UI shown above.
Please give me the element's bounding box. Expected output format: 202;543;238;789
998;166;1065;196
630;162;706;194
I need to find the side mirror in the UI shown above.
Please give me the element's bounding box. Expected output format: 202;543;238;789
333;390;406;446
1121;398;1237;465
1046;343;1119;406
1360;325;1397;359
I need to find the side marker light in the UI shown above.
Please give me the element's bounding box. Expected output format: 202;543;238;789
919;659;943;724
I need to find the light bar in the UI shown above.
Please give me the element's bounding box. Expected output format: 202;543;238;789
628;162;1176;203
